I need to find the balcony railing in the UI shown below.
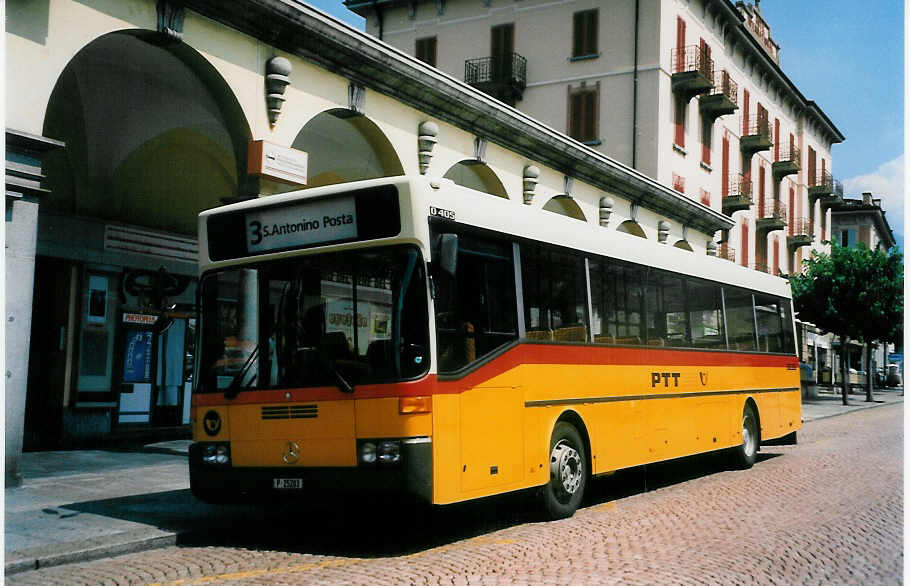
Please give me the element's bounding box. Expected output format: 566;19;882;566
710;70;738;104
464;53;527;105
788;217;813;238
718;244;736;262
772;145;800;179
808;170;844;202
721;173;752;215
699;70;738;121
740;116;772;154
759;199;788;221
671;45;714;99
757;199;787;233
751;254;770;274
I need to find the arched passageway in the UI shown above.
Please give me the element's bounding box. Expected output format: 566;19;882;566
443;160;508;198
542;195;586;221
293;109;404;188
42;30;252;235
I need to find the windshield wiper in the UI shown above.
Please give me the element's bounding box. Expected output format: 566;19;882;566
224;343;260;399
321;355;354;394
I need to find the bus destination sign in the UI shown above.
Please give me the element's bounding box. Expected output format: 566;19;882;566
246;196;358;254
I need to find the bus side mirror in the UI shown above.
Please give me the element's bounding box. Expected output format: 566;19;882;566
439;234;458;276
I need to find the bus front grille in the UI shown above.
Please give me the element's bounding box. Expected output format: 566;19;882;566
261;405;318;420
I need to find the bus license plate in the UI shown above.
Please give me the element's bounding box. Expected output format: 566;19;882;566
273;478;303;490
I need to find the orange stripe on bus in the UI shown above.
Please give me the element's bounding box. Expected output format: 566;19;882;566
192;344;798;406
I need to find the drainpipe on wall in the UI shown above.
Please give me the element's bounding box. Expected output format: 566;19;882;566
377;5;385;40
631;0;640;170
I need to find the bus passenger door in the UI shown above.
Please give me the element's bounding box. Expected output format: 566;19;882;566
431;229;522;496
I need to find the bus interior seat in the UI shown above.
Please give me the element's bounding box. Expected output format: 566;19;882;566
647;338;665;346
525;329;553;341
614;336;642;345
594;335;615;344
553;325;587;342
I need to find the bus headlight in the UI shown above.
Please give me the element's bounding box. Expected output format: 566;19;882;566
360;441;377;464
201;443;231;466
358;439;401;465
378;440;401;464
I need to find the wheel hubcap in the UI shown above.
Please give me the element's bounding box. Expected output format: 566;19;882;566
742;415;756;456
550;440;583;495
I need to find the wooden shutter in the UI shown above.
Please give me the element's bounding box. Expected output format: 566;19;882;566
789;186;795;226
741;222;749;267
702;118;711;165
758;165;765;212
569;90;596;142
722;133;730;196
774;118;780;161
808;147;816;184
674;97;685;147
771;236;780;275
491;24;514;79
573;10;598;57
676;17;686;71
416;37;437;66
742;89;750;135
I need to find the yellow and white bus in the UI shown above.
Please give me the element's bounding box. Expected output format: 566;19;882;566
190;176;800;518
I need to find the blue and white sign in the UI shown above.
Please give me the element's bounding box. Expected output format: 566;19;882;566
246;196;357;254
123;329;154;383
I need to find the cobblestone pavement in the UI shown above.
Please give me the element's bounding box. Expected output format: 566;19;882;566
9;403;902;585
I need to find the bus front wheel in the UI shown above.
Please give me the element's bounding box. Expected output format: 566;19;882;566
541;422;587;519
733;404;759;469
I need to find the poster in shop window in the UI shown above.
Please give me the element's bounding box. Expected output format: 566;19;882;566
122;329;154;384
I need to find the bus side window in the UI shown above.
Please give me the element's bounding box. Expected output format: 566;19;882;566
520;243;588;342
724;287;758;351
646;269;689;347
435;232;517;374
754;294;784;353
687;279;725;350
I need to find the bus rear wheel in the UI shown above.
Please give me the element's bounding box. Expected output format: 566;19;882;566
732;404;759;469
541;422;587;520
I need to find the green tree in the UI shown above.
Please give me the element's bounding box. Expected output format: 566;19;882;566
789;243;903;405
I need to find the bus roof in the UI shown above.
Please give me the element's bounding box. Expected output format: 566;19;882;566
199;176;792;299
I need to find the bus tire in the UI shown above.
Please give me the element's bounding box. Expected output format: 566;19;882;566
541;422;587;520
733;404;759;469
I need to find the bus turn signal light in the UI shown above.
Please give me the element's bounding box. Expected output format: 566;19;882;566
399;395;431;414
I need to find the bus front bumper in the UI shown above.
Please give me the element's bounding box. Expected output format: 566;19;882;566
189;439;432;504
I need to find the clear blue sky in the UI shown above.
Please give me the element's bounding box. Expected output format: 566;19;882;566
310;0;904;248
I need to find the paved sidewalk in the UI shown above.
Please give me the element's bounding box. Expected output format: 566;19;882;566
4;389;903;576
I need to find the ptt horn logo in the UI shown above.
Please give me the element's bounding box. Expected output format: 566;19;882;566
699;371;709;386
203;410;222;436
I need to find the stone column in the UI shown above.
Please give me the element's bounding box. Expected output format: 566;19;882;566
5;129;64;486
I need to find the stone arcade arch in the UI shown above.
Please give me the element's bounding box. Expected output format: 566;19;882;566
442;160;509;198
542;195;586;221
293;109;404;188
42;30;253;236
27;30;254;449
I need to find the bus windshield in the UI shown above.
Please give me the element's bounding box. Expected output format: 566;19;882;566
197;245;429;394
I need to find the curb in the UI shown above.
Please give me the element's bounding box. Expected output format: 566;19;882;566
802;396;903;423
5;531;179;575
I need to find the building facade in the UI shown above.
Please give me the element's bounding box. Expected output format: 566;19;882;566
347;0;845;276
6;0;734;483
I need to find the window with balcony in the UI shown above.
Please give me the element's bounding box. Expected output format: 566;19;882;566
568;84;599;144
572;10;598;59
416;36;437;67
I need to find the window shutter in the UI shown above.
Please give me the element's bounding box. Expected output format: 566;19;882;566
722;133;730;196
741;222;749;267
742;89;750;135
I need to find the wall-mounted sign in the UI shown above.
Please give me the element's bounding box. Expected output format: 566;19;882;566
123;313;159;325
248;140;308;185
246;196;357;254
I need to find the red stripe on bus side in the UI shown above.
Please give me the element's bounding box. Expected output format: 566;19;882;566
192;344;797;406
